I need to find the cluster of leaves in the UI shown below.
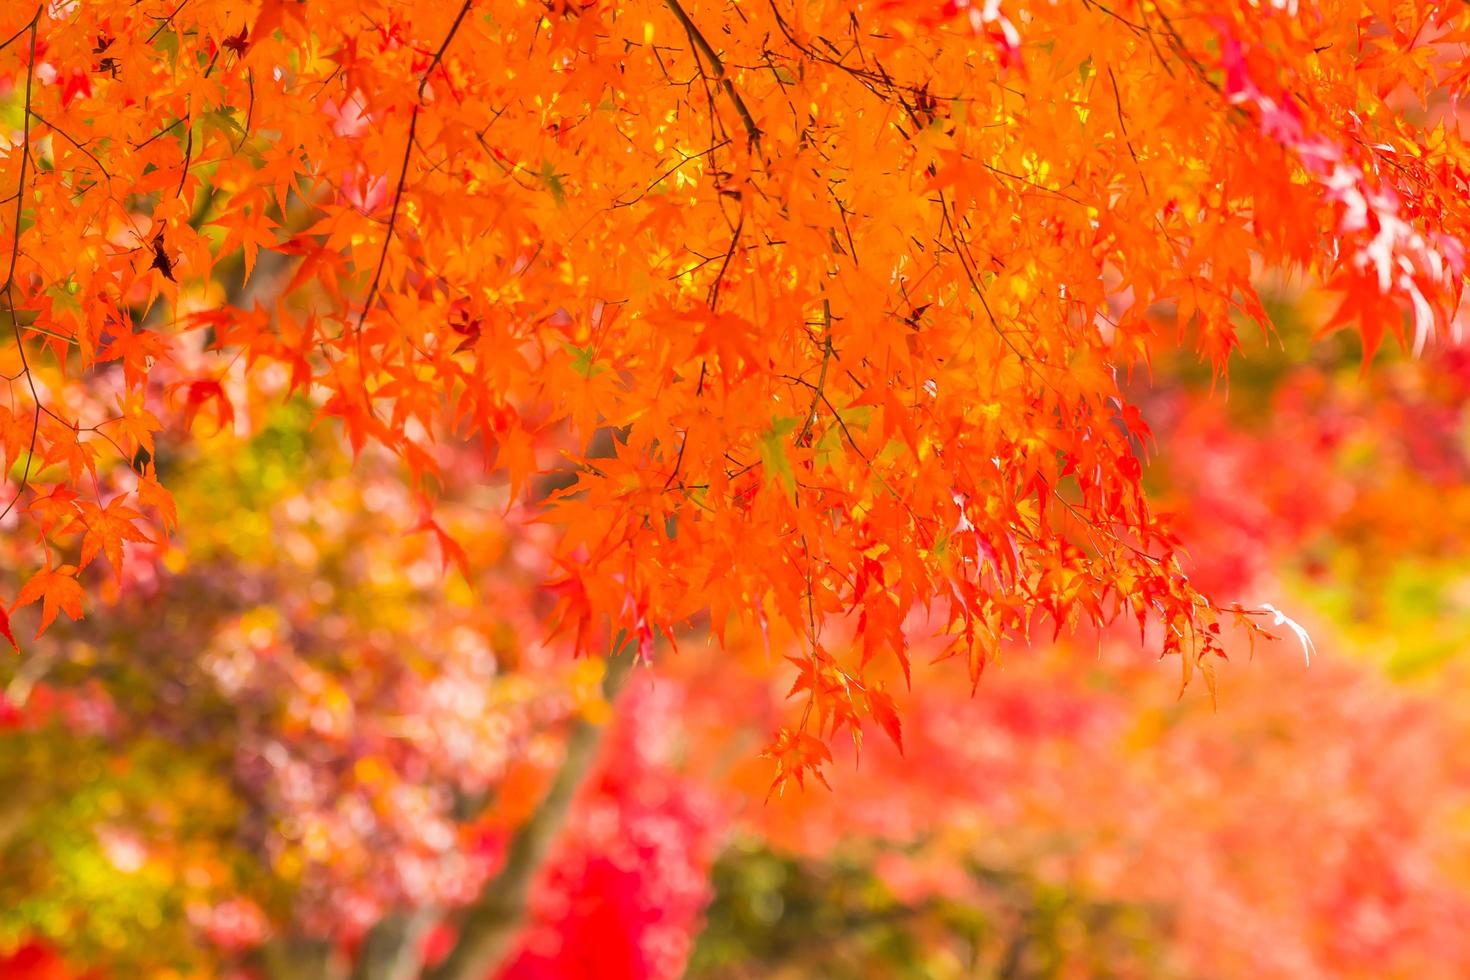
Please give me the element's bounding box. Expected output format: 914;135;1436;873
1;0;1469;788
5;2;1470;977
673;323;1470;976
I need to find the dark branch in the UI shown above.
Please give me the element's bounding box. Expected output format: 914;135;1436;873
353;0;473;376
664;0;762;150
0;6;44;525
795;300;833;447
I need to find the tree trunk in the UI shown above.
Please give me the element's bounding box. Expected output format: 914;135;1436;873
350;910;439;980
325;645;635;980
421;645;636;980
264;937;347;980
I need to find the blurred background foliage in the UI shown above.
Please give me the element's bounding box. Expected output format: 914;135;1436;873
690;842;1170;979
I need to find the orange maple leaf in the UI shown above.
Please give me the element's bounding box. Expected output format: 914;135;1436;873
13;564;85;637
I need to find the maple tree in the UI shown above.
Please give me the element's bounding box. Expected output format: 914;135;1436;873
1;0;1468;789
3;0;1470;975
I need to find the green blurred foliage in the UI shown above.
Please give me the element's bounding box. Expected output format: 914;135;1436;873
689;840;1171;980
0;723;252;974
1287;558;1470;681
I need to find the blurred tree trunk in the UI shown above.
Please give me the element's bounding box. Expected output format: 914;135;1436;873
313;644;636;980
423;644;635;980
350;911;439;980
265;938;347;980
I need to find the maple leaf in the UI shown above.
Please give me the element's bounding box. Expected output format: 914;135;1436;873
866;686;904;754
764;727;835;798
111;394;164;458
37;421;102;489
222;28;249;55
213;202;280;282
13;565;85;638
100;333;174;392
60;68;90;107
494;424;538;502
63;497;151;575
412;504;471;578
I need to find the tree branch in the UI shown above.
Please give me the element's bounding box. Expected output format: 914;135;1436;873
795;300;832;447
353;0;473;374
0;6;43;525
423;643;637;980
663;0;762;150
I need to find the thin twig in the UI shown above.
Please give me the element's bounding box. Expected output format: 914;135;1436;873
146;0;191;43
418;0;473;100
28;110;111;180
795;300;833;447
1106;65;1149;196
353;0;473;378
1;7;44;524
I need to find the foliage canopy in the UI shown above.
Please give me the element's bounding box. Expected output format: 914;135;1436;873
0;0;1467;791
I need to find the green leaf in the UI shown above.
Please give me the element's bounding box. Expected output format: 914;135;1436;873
759;417;799;500
200;108;245;139
44;279;81;316
539;160;566;207
154;29;180;64
563;342;606;379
